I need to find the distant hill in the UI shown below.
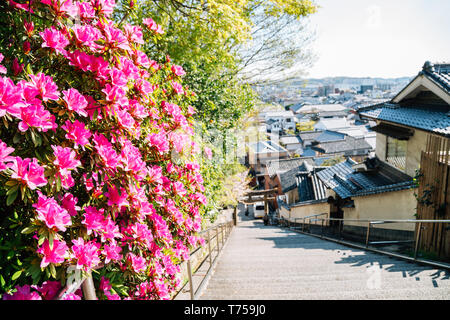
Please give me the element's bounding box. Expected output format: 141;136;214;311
285;76;413;87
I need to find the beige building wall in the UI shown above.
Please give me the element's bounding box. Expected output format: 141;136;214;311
375;133;387;161
342;188;417;231
280;202;330;224
375;129;429;178
404;129;428;177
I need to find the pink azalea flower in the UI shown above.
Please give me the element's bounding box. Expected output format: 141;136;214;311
105;184;129;211
37;238;69;268
93;133;121;170
142;18;164;34
10;157;47;190
102;241;122;263
62;88;88;117
71;237;101;271
147;165;163;185
18;103;57;132
0;139;14;171
187;105;196;116
100;20;131;51
72;24;101;48
123;24;144;45
127;252;147;273
109;68;128;87
2;285;42;300
115;108;136;133
63;293;82;300
0;76;25;118
12;58;24;76
172;181;187;196
24;20;34;37
120;140;147;178
147;132;169;154
101;83;128;107
91;0;115;17
171;81;184;95
82;206;106;236
52;145;81;172
0;53;7;74
204;146;213;160
171;64;185;77
40;26;70;55
61;119;92;148
41;0;79;18
133;50;150;69
117;56;140;80
34;281;61;300
100;276;121;300
33;192;72;231
60;193;81;217
78;1;96;19
128;99;148;119
27;73;60;102
6;0;35;13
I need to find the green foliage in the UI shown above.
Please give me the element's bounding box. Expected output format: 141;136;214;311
296;120;316;132
321;155;346;167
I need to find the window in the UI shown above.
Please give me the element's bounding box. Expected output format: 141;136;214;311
286;118;291;123
386;136;407;171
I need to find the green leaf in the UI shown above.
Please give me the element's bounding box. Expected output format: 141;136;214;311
6;190;18;206
49;264;56;279
0;274;5;288
21;226;35;235
48;232;54;250
11;270;22;281
6;184;19;196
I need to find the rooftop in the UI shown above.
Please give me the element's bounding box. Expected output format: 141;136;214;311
421;62;450;94
315;118;350;131
359;103;450;137
278;164;328;203
265;157;315;178
311;135;372;154
249;141;288;154
316;157;415;199
297;104;347;114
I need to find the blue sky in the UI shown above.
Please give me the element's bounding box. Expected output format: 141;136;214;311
304;0;450;78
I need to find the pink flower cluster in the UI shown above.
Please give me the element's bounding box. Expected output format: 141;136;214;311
0;0;206;301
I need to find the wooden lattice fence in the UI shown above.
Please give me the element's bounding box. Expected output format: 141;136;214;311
416;134;450;259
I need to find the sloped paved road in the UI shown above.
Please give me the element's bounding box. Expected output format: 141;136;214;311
199;211;450;300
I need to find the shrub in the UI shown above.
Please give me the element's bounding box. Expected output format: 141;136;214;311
0;0;206;300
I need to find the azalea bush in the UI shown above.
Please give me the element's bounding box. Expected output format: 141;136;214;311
0;0;208;300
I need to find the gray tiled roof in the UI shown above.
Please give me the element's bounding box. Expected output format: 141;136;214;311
266;157;315;178
278;164;328;204
297;169;328;202
359;103;450;137
316;158;415;199
311;135;372;155
423;62;450;93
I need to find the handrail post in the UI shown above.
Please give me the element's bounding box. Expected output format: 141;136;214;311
302;217;305;232
365;222;371;248
186;259;194;300
207;229;212;267
321;219;324;239
216;226;220;252
81;272;97;300
221;224;224;246
414;222;423;260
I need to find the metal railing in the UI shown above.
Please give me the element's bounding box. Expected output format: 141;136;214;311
172;220;234;300
280;215;450;270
